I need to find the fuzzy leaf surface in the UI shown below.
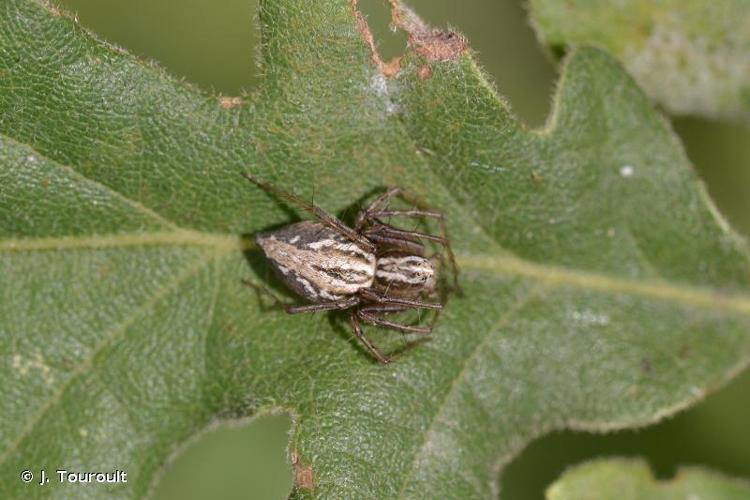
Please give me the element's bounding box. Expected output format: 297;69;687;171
1;0;750;498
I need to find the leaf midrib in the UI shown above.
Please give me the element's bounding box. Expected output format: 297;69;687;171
3;230;749;316
5;224;745;476
4;9;750;494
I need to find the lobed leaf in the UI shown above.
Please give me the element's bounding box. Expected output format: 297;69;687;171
1;0;749;498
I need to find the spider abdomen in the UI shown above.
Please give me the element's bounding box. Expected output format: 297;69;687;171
256;220;376;302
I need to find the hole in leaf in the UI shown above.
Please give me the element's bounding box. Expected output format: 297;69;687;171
673;117;750;237
58;0;259;95
356;0;408;63
151;415;293;500
405;0;557;127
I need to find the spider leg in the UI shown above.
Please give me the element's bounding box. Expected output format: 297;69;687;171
286;296;359;314
358;304;411;314
350;312;391;364
241;277;294;311
359;304;434;328
375;228;460;294
359;289;442;310
368;209;444;220
361;189;460;292
366;233;425;256
241;278;283;301
366;224;447;245
242;172;376;253
358;310;432;334
355;187;401;230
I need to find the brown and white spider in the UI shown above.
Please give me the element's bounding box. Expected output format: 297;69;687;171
242;172;457;364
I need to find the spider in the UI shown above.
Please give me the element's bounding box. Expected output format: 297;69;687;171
242;172;458;364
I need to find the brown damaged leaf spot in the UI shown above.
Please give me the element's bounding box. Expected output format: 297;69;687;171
349;0;464;78
43;1;62;17
411;30;466;62
416;65;432;80
382;56;403;78
389;0;466;62
218;97;243;109
291;452;314;491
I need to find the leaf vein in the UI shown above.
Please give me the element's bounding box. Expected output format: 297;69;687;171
0;250;224;465
0;230;252;252
1;134;180;231
460;254;750;316
395;285;546;497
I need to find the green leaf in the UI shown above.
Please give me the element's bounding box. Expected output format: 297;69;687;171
1;0;749;498
547;458;750;500
528;0;750;124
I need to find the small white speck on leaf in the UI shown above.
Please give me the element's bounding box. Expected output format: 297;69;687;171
12;354;26;374
570;309;610;326
620;165;635;177
26;155;37;164
12;352;55;384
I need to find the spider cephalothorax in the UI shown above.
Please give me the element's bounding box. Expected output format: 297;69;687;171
244;173;457;364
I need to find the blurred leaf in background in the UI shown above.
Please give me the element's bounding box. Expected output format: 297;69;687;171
58;0;259;95
529;0;750;125
14;0;750;498
547;458;750;500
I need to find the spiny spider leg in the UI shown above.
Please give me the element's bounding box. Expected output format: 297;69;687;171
286;296;359;314
358;310;432;334
352;187;460;292
241;278;290;309
358;304;411;314
359;289;442;310
368;209;444;220
359;304;437;327
365;234;425;256
241;172;376;253
364;189;460;293
355;187;401;230
350;313;391;364
366;224;448;245
376;225;459;294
